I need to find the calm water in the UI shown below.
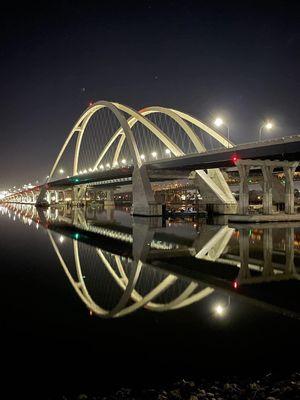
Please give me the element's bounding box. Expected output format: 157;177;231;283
1;204;300;396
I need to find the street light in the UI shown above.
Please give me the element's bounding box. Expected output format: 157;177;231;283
259;121;273;141
214;117;230;148
140;154;145;161
59;168;64;174
165;148;171;158
151;151;157;159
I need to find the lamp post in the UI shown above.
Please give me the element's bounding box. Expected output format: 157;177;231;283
214;117;230;148
259;122;273;142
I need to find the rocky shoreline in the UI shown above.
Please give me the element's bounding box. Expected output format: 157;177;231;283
55;372;300;400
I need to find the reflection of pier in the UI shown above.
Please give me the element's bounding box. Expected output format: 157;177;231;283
2;204;300;319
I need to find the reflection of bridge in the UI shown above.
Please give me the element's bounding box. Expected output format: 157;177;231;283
1;101;300;218
3;204;300;318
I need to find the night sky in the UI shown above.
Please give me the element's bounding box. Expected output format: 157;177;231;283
1;0;299;188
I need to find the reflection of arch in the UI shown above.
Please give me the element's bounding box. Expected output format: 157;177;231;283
47;231;214;318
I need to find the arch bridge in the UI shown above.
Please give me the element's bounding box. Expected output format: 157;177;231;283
2;101;300;217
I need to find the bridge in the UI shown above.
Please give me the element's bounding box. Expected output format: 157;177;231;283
2;100;300;219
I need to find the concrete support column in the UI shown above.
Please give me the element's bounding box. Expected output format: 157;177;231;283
285;227;295;274
104;189;115;207
237;229;250;281
237;164;250;215
262;228;273;276
283;165;297;214
132;165;162;216
261;165;274;214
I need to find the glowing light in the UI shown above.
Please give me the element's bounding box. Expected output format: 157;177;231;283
165;149;171;155
231;154;239;164
100;165;104;170
152;151;157;158
88;168;93;172
106;163;110;168
233;281;238;289
214;117;224;127
140;154;145;160
214;304;225;316
121;159;126;165
59;169;64;174
265;122;273;130
83;169;87;174
59;235;64;243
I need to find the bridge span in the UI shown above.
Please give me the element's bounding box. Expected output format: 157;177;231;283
2;100;300;219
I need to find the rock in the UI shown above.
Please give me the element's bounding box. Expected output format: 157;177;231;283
266;397;277;400
169;389;181;399
157;394;168;400
78;395;88;400
196;389;206;397
188;396;198;400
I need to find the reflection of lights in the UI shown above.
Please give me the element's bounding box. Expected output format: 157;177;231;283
121;159;126;165
59;236;64;243
59;169;64;174
214;304;225;316
233;281;238;289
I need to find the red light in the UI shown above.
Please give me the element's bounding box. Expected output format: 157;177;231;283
233;281;238;289
89;101;94;107
231;154;239;164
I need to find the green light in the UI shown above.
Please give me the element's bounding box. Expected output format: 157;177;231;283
74;233;80;240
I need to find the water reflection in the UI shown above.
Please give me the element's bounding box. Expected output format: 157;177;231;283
1;204;300;319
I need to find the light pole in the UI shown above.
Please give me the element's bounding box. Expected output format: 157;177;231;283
259;122;273;142
214;117;230;148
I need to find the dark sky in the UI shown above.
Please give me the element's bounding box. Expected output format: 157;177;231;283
1;0;299;188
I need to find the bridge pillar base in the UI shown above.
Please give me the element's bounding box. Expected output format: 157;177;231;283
132;202;162;217
104;190;115;208
211;203;238;215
